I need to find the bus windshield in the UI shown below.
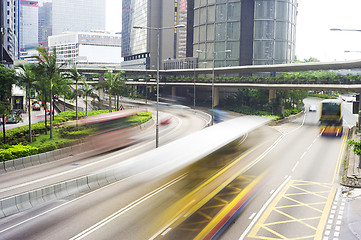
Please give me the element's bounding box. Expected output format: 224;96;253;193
321;102;341;116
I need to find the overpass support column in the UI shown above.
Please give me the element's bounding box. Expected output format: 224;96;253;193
172;86;176;97
98;88;104;100
269;89;276;103
214;87;219;107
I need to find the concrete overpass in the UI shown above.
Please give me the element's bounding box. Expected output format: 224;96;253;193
66;59;361;106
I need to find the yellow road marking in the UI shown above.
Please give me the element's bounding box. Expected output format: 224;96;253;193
248;129;349;240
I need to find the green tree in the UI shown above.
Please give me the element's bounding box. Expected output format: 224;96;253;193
0;65;16;143
16;63;37;142
64;66;85;120
79;79;98;116
33;46;63;139
96;70;125;112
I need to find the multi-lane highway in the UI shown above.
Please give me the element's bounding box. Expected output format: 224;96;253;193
0;98;357;240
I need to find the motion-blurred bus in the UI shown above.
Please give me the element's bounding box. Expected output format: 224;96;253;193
319;99;343;137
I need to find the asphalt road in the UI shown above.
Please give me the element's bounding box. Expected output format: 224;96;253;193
220;98;355;240
0;107;209;198
0;98;357;240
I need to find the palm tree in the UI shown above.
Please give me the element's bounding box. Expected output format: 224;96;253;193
16;63;37;142
0;65;16;143
33;46;63;139
64;66;85;120
79;79;98;116
96;70;124;112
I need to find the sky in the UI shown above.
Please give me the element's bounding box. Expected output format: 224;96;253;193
296;0;361;62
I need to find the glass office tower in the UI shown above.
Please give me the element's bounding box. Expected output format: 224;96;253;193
52;0;105;36
193;0;297;68
19;1;38;51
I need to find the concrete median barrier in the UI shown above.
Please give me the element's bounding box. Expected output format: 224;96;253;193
15;193;32;212
54;182;68;199
38;152;48;164
41;186;56;202
4;160;15;172
1;197;18;217
30;154;40;166
76;177;90;193
65;179;79;196
13;158;24;170
96;172;109;187
0;162;6;174
29;189;45;206
87;174;100;190
22;156;32;168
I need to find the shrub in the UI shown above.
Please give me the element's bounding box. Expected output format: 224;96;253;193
0;145;38;162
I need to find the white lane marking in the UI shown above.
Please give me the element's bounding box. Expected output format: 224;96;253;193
151;131;285;240
69;174;187;240
161;228;172;236
0;173;187;234
284;175;288;179
249;213;256;220
300;152;306;159
307;144;312;150
0;114;189;194
270;189;275;195
313;138;317;144
292;161;299;172
239;176;292;240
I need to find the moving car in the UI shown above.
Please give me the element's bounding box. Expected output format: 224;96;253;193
32;103;41;111
309;105;317;112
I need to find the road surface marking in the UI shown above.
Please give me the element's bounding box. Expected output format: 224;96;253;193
291;161;299;172
270;189;275;195
0;173;186;235
69;174;187;240
249;213;256;220
301;152;307;159
239;176;291;240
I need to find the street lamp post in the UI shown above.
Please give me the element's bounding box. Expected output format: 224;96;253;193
331;27;361;169
134;24;185;148
196;49;231;125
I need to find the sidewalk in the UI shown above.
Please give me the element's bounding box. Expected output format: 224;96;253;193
341;127;361;240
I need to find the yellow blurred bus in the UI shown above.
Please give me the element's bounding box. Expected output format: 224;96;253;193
319;99;343;137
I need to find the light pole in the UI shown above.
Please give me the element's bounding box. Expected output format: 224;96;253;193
331;27;361;169
134;24;185;148
196;49;231;125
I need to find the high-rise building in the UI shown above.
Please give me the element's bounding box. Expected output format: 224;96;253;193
1;0;20;65
52;0;105;36
19;1;38;52
38;1;52;47
193;0;297;68
121;0;177;70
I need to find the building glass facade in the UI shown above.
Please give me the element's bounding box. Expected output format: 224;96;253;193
38;2;52;47
19;1;38;51
52;0;105;36
193;0;297;68
1;0;20;64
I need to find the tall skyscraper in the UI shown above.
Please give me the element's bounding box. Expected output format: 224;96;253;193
122;0;176;70
38;1;52;47
52;0;105;36
1;0;20;65
19;1;38;52
193;0;297;68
